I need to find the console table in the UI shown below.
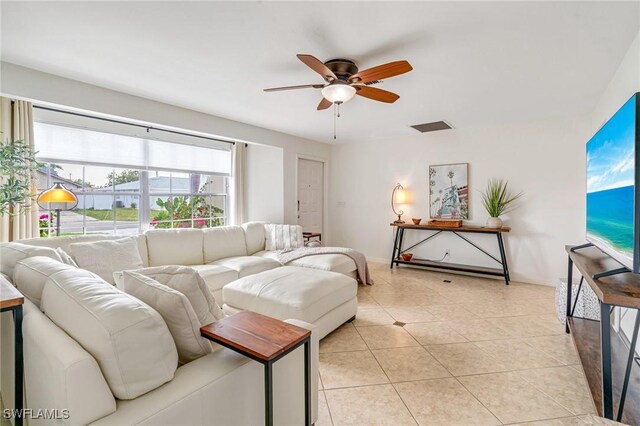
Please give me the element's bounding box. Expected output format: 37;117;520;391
565;245;640;424
390;223;511;285
200;311;311;426
0;277;24;426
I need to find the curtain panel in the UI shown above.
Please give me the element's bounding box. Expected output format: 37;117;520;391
0;97;39;242
229;142;245;225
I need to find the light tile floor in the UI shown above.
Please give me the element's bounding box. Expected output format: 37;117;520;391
316;263;620;426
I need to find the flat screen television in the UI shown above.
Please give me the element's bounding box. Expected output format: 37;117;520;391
586;92;640;273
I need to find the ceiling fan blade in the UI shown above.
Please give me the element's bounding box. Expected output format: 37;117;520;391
349;60;413;83
263;84;325;92
317;98;333;110
297;54;337;82
355;86;400;103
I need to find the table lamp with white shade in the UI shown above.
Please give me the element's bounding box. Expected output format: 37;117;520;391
391;183;409;224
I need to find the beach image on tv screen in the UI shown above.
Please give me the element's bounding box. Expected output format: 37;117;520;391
586;95;636;269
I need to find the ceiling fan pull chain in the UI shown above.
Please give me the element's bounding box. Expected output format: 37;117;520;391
333;104;340;140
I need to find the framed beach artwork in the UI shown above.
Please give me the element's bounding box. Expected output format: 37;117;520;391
429;163;469;220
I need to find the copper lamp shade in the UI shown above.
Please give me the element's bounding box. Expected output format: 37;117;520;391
37;183;78;236
37;183;78;204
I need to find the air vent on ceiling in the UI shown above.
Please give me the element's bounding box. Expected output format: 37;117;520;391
410;121;453;133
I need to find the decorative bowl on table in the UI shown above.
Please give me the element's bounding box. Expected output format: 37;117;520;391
401;253;414;261
412;218;422;225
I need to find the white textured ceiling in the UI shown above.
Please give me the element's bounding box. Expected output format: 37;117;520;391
1;1;639;143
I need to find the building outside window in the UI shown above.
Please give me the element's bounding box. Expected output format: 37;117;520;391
34;117;231;236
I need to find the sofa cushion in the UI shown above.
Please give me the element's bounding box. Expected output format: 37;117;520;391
203;226;247;263
14;256;78;308
264;224;304;251
41;268;178;400
254;251;357;275
212;256;280;278
122;271;213;364
18;234;150;267
223;266;357;324
55;247;78;267
70;237;144;285
242;221;266;255
190;264;238;294
126;265;224;324
145;229;204;266
0;242;62;280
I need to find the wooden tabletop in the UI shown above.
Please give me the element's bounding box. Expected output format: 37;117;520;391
0;276;24;310
566;245;640;309
390;223;511;233
200;311;311;362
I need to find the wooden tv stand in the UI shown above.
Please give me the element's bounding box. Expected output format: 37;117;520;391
565;245;640;423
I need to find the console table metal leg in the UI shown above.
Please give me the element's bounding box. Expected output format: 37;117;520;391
390;228;400;268
304;339;311;426
264;362;273;426
566;256;574;334
600;302;614;419
14;306;23;426
496;233;510;285
617;311;640;421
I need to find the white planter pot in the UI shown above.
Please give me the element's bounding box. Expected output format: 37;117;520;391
486;217;503;228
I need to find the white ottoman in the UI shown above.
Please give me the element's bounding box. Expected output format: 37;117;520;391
222;266;358;339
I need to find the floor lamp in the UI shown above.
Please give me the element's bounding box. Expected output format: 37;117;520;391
37;182;78;236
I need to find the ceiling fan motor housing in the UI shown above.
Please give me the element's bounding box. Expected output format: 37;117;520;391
324;59;359;81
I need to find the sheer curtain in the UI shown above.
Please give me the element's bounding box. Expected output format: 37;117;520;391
0;97;39;242
229;142;245;225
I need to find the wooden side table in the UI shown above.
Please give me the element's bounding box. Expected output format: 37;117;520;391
1;277;24;426
303;232;321;244
201;311;312;426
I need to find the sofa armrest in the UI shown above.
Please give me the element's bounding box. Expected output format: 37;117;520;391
21;300;116;425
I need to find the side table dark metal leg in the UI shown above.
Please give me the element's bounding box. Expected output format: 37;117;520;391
600;302;614;419
264;362;273;426
14;306;23;426
304;339;311;426
566;256;574;334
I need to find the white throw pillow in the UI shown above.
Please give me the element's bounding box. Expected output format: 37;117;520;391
126;265;224;324
0;242;62;280
264;224;304;251
70;237;144;284
55;247;78;267
14;256;80;308
41;268;178;400
122;271;213;364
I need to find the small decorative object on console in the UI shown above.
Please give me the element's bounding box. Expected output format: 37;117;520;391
400;253;413;261
412;218;421;225
427;219;462;228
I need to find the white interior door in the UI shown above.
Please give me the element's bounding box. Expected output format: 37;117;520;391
297;158;323;233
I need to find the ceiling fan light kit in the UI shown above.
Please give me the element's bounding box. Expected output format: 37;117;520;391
321;83;356;104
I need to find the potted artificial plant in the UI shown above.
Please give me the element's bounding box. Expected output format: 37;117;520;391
480;178;522;228
0;139;42;228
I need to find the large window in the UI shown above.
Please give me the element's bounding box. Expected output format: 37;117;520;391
34;117;231;236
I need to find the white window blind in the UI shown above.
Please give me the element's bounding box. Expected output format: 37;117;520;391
34;122;231;175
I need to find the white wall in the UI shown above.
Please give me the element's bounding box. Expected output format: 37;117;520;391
245;143;284;223
591;31;640;130
328;115;591;285
0;62;330;226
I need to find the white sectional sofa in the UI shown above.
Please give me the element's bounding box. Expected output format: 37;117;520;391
17;222;357;303
0;222;360;425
